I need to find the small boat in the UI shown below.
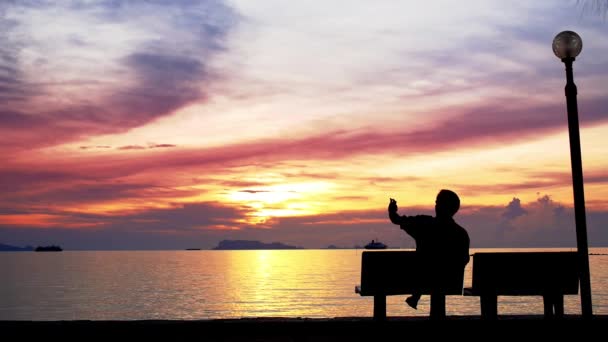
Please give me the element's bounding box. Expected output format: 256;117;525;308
35;245;62;252
364;240;387;250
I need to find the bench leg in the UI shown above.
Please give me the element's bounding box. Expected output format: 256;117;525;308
373;295;386;321
480;295;497;319
430;294;446;319
554;295;564;318
543;294;565;319
543;295;555;318
430;294;445;319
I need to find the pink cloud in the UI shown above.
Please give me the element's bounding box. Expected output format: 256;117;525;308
0;0;239;154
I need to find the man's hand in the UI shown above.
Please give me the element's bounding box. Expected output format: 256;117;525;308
388;198;398;213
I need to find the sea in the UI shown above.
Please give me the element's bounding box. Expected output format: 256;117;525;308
1;248;606;320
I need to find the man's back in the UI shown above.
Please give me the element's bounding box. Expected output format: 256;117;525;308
400;215;470;291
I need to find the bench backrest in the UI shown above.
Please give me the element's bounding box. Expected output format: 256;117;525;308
359;251;464;296
471;251;579;296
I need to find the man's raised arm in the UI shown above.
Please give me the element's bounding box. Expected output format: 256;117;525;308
388;198;405;225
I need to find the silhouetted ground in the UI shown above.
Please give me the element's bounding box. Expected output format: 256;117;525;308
2;315;606;340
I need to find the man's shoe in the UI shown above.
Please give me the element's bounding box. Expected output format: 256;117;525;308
405;296;418;310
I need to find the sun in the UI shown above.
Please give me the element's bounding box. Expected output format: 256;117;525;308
226;182;334;225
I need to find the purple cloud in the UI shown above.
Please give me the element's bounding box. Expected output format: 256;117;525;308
0;201;250;250
111;96;608;170
118;145;147;150
502;197;528;220
0;1;239;152
117;143;177;150
80;146;111;150
0;180;202;209
149;144;176;148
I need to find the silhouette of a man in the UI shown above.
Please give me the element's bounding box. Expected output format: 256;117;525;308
388;189;470;317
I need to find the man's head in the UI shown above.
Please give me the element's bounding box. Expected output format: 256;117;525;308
435;189;460;218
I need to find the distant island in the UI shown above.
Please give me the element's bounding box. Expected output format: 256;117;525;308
325;245;353;249
212;240;301;250
0;243;34;251
35;245;63;252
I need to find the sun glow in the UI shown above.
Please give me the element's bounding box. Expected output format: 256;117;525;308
226;182;334;224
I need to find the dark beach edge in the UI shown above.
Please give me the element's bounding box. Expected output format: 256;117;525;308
2;315;606;340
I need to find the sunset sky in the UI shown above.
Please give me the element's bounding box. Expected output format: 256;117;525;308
1;0;607;249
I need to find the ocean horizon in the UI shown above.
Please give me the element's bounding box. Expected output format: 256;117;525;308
2;247;607;320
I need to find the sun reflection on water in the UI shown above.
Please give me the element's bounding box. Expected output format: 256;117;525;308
1;249;607;320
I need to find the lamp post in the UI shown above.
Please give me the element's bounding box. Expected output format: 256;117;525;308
552;30;593;318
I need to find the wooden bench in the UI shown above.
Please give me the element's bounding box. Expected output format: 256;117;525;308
355;251;464;320
463;251;579;319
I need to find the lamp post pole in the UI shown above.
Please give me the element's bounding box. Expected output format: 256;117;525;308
553;31;593;319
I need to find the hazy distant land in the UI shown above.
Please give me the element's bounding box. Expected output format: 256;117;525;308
0;243;34;251
2;241;398;251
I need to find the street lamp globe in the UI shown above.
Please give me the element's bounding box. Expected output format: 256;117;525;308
552;31;583;59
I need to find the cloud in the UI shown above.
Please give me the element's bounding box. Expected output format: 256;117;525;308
79;145;111;150
149;143;176;148
0;180;203;210
0;169;84;193
0;7;33;104
502;197;528;220
2;194;608;249
116;143;177;150
87;96;606;171
118;145;147;150
0;201;251;249
216;179;268;188
247;195;607;249
0;0;239;152
458;171;608;197
578;0;608;17
105;52;206;129
458;195;588;247
332;196;370;201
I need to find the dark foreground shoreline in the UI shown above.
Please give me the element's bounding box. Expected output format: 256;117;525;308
2;315;607;340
